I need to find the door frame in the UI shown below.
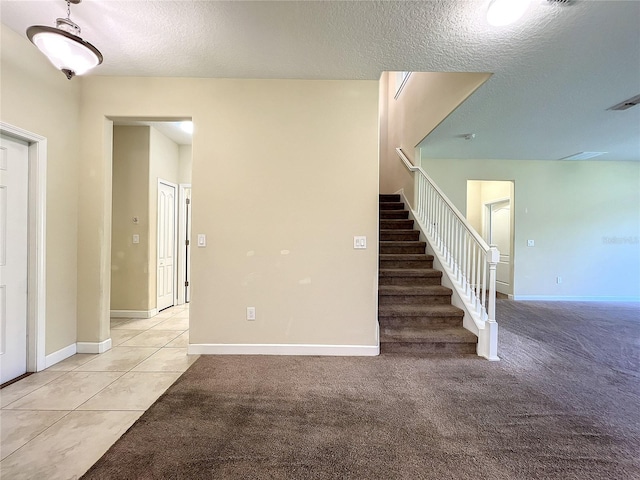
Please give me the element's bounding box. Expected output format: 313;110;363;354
0;122;47;373
177;183;191;305
157;179;178;310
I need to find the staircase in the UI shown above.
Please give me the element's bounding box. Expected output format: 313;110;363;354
378;194;477;355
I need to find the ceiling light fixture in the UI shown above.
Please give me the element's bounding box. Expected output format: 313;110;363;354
486;0;531;26
26;0;103;80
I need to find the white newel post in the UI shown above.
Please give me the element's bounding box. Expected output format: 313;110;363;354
480;245;500;360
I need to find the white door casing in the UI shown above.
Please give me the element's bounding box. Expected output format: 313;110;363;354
185;188;191;303
0;123;46;374
0;135;29;383
484;199;511;295
177;184;192;305
157;180;177;311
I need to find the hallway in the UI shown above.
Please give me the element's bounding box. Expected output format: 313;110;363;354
0;304;196;479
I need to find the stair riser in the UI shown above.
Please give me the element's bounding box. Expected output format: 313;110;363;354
379;194;401;202
380;232;420;242
380;220;414;230
379;317;463;329
380;245;426;254
379;260;434;269
379;295;451;306
380;210;409;219
378;276;441;286
379;203;404;210
380;342;477;355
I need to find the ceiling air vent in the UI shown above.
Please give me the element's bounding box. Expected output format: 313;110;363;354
608;94;640;111
547;0;575;4
560;152;607;161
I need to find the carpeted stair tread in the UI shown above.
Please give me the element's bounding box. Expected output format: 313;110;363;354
379;285;452;296
379;268;442;278
380;326;477;344
379;194;400;202
379;254;434;261
379;202;404;210
380;230;421;241
380;219;414;229
378;304;464;317
380;241;426;246
380;210;410;219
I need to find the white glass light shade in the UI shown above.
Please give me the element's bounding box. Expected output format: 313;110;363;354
27;26;102;79
486;0;531;26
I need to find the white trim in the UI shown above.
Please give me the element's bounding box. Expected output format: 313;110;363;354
188;344;380;356
394;71;412;99
512;295;640;302
177;183;191;305
110;309;158;319
45;343;76;369
0;122;47;373
77;338;112;354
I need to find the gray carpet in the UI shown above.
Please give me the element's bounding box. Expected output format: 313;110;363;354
82;300;640;479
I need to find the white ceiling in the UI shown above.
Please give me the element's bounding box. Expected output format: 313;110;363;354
1;0;639;161
112;120;193;146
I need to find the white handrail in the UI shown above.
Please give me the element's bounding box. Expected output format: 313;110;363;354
396;147;499;360
396;148;491;252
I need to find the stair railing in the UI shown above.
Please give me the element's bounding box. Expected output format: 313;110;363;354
396;148;499;360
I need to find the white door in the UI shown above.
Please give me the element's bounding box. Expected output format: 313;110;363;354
0;134;29;384
486;200;511;295
157;181;176;311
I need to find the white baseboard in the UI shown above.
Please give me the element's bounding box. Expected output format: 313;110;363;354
45;343;77;369
512;295;640;302
110;309;158;319
77;338;112;354
188;343;380;356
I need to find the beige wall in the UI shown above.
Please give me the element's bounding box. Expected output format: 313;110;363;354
111;126;151;311
77;77;379;348
379;71;491;208
0;25;81;355
422;156;640;299
178;145;193;184
466;180;512;234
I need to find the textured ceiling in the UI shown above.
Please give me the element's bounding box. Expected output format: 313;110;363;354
1;0;639;161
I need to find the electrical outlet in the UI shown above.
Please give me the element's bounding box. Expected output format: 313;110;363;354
247;307;256;321
132;234;140;244
557;276;562;284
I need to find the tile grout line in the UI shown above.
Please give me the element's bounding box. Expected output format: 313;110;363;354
1;304;190;475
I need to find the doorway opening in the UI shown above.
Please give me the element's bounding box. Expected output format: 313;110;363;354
466;180;515;297
109;119;193;319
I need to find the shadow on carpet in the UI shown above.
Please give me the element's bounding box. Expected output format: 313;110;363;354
82;301;640;479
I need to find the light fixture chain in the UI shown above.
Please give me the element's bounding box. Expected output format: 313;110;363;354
66;0;71;19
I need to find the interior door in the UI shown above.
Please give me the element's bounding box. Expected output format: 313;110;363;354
157;181;176;311
0;134;29;384
487;200;511;294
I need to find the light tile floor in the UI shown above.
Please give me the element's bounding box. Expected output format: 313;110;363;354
0;304;197;480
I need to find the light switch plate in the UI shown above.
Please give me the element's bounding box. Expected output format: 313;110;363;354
354;236;367;249
132;234;140;244
197;234;206;247
527;239;535;247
